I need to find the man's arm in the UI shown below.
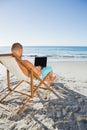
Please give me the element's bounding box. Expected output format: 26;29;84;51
23;60;41;77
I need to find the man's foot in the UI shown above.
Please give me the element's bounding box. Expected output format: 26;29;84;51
45;76;57;84
51;76;56;82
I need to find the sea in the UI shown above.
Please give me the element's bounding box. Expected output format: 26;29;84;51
0;46;87;63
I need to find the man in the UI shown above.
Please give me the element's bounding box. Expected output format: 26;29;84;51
11;43;56;83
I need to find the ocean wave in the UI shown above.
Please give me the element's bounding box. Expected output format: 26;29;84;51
22;53;87;62
23;53;87;57
1;46;87;62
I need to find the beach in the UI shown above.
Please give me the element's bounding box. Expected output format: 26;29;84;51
0;61;87;130
49;61;87;96
0;0;87;128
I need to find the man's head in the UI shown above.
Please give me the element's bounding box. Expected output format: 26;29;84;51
11;43;23;58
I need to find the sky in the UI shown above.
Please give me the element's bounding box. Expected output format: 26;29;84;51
0;0;87;46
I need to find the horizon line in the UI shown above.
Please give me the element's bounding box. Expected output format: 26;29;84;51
0;45;87;47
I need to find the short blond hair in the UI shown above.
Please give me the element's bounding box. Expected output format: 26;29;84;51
11;43;23;51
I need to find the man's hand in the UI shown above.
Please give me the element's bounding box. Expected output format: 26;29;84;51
36;66;41;71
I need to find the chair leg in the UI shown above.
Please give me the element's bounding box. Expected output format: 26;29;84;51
0;71;51;114
16;96;31;114
33;73;51;94
0;80;32;114
0;90;12;102
0;81;23;102
31;70;34;98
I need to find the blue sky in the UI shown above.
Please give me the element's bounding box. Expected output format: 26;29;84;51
0;0;87;46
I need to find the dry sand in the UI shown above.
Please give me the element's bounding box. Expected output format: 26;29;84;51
49;61;87;96
0;61;87;130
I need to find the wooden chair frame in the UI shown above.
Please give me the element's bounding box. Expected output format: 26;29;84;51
0;53;51;114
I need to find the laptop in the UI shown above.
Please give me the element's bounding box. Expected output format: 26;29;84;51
34;56;47;69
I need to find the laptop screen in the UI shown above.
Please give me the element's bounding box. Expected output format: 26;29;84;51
34;56;47;69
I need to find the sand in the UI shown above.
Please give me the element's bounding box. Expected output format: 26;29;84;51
48;61;87;96
0;61;87;130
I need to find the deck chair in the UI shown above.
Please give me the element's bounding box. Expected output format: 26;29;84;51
0;53;51;114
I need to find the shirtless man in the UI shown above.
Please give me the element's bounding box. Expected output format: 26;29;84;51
11;43;56;83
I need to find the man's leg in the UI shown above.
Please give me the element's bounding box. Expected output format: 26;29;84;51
41;66;56;83
41;66;52;79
